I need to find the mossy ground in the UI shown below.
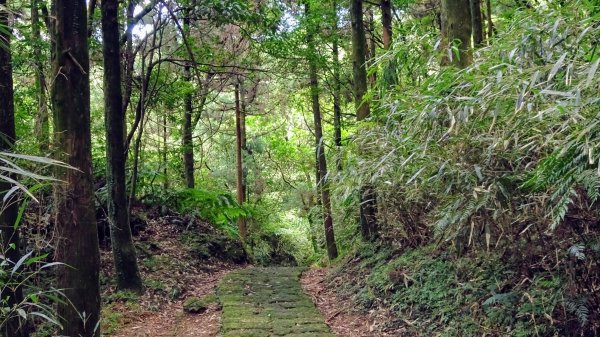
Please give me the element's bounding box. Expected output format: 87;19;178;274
218;267;335;337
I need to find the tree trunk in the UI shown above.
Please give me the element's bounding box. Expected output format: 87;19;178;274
32;0;49;153
332;1;343;172
470;0;484;47
239;80;248;202
359;185;378;240
366;7;377;87
351;0;379;241
122;0;135;115
0;2;28;336
235;82;247;241
485;0;494;41
182;16;195;189
441;0;473;68
381;0;397;86
306;2;338;260
351;0;370;121
101;0;143;293
162;113;168;190
51;1;101;336
381;0;393;49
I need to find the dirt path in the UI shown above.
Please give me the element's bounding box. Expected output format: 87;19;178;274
110;266;233;337
218;267;335;337
301;268;406;337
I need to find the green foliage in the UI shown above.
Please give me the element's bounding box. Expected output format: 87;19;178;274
336;244;575;336
350;1;600;245
145;188;248;236
0;245;65;333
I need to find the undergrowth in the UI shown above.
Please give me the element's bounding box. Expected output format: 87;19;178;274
332;2;600;335
334;243;582;336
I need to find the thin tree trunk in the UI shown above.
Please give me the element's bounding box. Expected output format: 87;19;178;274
306;2;338;260
485;0;494;41
332;0;343;171
441;0;473;68
470;0;484;47
366;7;377;87
351;0;370;121
235;83;247;242
381;0;397;86
182;15;195;188
351;0;379;241
239;80;249;203
129;78;148;207
101;0;143;293
122;0;135;115
51;1;101;336
0;2;27;335
162;113;168;190
182;69;194;188
32;0;49;153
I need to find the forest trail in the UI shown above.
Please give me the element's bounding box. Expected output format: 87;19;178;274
218;267;336;337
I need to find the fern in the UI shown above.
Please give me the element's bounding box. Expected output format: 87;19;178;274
565;297;589;326
483;292;518;307
568;243;586;260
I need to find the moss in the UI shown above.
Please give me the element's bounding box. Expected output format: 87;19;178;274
183;294;217;314
217;267;333;337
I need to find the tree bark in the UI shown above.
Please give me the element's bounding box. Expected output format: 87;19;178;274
485;0;494;41
306;2;338;260
162;113;168;190
351;0;379;241
381;0;393;49
32;0;49;153
441;0;473;68
351;0;370;121
239;80;248;202
101;0;143;293
332;0;343;171
381;0;397;86
235;83;247;241
51;0;101;336
366;7;377;87
181;12;195;188
470;0;484;47
0;2;28;336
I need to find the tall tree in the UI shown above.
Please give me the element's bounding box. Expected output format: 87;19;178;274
441;0;473;68
31;0;49;153
380;0;397;86
235;81;247;241
51;0;101;335
306;1;338;260
381;0;393;50
0;2;28;336
485;0;494;41
471;0;484;47
351;0;370;121
351;0;378;241
101;0;143;292
331;0;343;171
182;14;195;188
366;7;377;87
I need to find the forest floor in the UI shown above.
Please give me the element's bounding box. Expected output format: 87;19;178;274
99;211;243;337
98;210;384;337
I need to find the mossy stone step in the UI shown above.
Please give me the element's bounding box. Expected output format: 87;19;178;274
217;267;336;337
